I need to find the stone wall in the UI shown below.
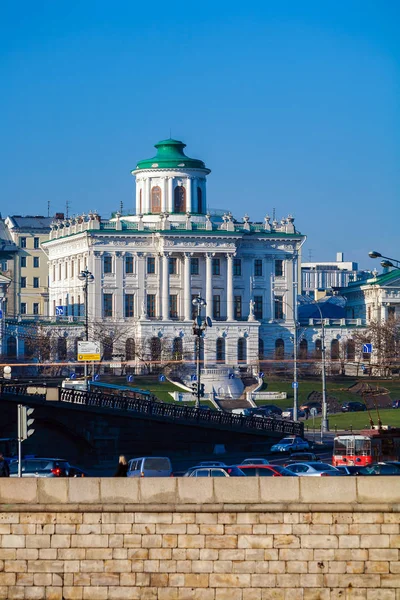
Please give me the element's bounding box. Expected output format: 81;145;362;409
0;477;399;599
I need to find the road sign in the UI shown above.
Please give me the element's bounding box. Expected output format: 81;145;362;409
259;372;264;378
0;309;3;319
159;374;166;382
77;341;101;362
55;306;64;316
191;374;197;381
292;382;299;389
127;375;134;383
363;343;373;354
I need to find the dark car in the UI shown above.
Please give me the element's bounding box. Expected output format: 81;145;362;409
341;401;367;413
238;465;297;477
358;463;400;476
284;452;320;466
299;401;322;416
68;466;88;477
337;465;364;476
9;458;71;477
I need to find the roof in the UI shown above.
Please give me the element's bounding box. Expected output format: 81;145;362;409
133;139;210;172
338;268;400;292
0;220;18;254
6;216;53;231
298;296;346;320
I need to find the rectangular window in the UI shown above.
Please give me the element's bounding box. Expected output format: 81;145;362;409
213;295;221;319
125;256;134;274
212;258;220;276
33;277;39;288
170;294;178;318
274;296;284;320
104;255;112;274
21;277;26;289
65;263;68;278
254;259;263;277
191;258;199;275
254;295;263;320
20;302;27;315
103;293;113;317
125;294;134;317
34;237;39;249
53;265;56;281
58;264;62;280
20;237;26;248
275;259;284;277
147;294;156;318
233;258;242;276
71;261;74;277
147;257;155;274
169;258;177;275
234;296;242;319
21;256;26;268
33;256;39;268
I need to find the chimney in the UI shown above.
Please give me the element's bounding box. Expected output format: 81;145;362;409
336;252;344;262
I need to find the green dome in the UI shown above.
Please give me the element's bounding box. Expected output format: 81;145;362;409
133;139;210;172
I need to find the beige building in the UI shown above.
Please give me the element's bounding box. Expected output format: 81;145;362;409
4;216;62;317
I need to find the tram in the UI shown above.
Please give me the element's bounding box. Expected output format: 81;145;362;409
332;428;400;466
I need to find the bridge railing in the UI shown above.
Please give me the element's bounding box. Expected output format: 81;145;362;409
2;385;304;437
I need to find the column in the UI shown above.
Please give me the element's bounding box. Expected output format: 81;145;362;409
92;252;102;319
161;253;169;320
156;254;161;317
161;177;167;212
186;177;192;213
168;177;173;212
205;253;213;319
184;253;191;321
226;253;234;321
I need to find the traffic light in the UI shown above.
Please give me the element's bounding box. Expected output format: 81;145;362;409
18;405;35;441
191;382;198;396
199;383;205;398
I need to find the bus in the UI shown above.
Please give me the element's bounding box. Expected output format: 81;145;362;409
333;428;400;466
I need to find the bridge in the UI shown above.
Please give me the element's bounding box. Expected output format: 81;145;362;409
0;384;303;464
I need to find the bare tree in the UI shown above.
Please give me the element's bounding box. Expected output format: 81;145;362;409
353;317;400;376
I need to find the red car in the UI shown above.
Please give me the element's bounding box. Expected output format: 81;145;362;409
237;464;297;477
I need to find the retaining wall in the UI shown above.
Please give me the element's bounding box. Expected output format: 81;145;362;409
0;478;400;599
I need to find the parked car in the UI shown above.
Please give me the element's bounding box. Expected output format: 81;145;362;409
184;466;245;477
284;452;320;466
238;465;297;477
68;466;88;477
285;462;344;477
127;457;173;478
241;458;270;465
254;405;282;416
231;408;258;417
341;401;367;413
299;401;322;416
270;437;310;453
9;458;71;478
337;465;365;476
357;462;400;476
281;408;305;419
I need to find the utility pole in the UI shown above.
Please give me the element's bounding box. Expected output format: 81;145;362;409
192;296;211;408
78;268;94;383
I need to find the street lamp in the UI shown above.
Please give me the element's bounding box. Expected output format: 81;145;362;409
369;251;400;268
192;296;211;409
310;300;328;437
78;268;94;341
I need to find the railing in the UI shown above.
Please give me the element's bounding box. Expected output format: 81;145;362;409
3;385;304;437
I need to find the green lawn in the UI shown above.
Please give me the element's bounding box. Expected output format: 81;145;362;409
307;408;400;432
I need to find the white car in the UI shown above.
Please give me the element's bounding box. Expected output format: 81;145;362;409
241;458;270;465
285;462;344;477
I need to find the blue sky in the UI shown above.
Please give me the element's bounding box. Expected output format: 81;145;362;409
1;1;399;268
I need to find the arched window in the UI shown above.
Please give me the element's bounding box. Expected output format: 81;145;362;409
57;337;67;361
258;338;264;360
238;338;247;363
150;337;162;363
174;186;186;213
331;339;339;360
299;339;308;359
151;186;161;213
172;337;183;361
216;338;225;364
275;339;284;360
103;337;113;361
346;339;355;361
139;189;142;214
197;187;203;213
315;339;322;358
7;336;16;358
126;338;135;361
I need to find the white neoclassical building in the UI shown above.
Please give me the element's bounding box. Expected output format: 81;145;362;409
42;138;306;367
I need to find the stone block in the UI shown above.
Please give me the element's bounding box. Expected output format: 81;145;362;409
360;534;390;548
108;587;142;600
46;588;63;600
37;480;68;504
238;535;273;549
210;574;251;587
99;478;140;504
300;478;356;504
301;535;338;548
82;586;108;599
61;589;83;600
68;479;101;504
90;573;120;585
138;478;177;504
0;535;25;549
214;479;259;504
178;535;205;549
25;588;45;599
0;480;38;504
176;479;214;505
357;478;400;503
215;590;242;600
71;534;108;548
260;478;299;504
206;536;237;549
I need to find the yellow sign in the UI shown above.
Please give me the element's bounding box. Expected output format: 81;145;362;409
77;353;101;362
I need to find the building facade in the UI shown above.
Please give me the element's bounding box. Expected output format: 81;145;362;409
302;252;372;295
42;139;306;367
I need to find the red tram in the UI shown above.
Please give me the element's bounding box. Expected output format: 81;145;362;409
332;427;400;467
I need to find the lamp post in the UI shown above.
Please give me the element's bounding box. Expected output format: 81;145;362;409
310;300;328;437
368;250;400;268
192;296;211;409
78;268;94;342
78;268;94;381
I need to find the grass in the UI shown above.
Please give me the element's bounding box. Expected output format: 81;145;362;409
308;408;400;432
